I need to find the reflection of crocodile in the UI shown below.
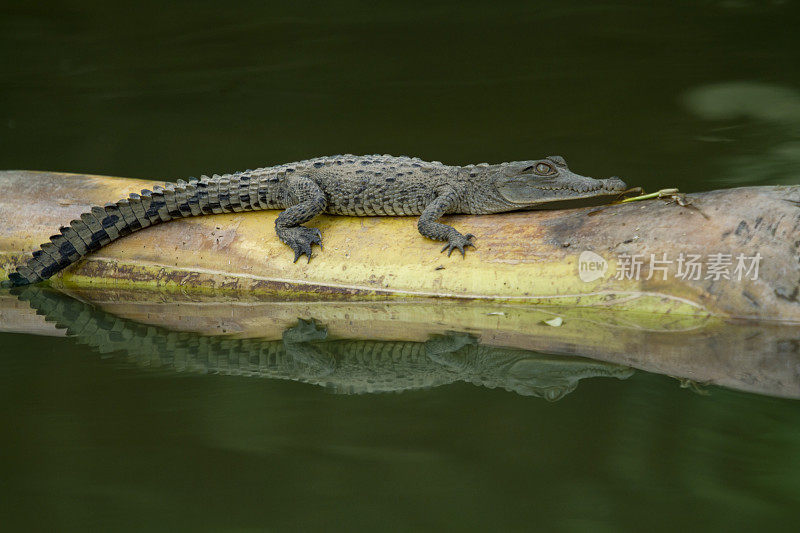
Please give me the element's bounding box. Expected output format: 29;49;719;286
13;286;634;400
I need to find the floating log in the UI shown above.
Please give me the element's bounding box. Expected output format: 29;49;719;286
1;170;799;321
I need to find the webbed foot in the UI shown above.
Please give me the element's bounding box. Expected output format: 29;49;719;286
441;233;475;257
276;226;323;263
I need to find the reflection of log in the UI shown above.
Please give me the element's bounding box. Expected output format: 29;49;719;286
0;290;66;337
1;170;799;321
3;288;799;399
10;286;635;401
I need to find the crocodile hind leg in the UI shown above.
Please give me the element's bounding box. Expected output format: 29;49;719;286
275;175;327;262
417;187;476;257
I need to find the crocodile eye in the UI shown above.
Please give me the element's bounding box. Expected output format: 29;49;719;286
535;163;554;175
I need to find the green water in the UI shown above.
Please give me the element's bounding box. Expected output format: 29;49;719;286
2;0;800;530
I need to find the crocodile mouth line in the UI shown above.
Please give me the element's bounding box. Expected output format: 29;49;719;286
533;185;625;194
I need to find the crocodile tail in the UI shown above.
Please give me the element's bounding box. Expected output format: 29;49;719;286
4;172;266;286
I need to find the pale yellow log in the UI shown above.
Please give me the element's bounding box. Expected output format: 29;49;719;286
1;170;799;321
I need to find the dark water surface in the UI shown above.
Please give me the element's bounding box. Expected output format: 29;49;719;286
2;1;800;530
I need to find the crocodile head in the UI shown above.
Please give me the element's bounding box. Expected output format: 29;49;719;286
498;354;635;401
488;155;629;210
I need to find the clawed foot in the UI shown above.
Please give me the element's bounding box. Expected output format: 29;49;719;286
283;318;328;343
282;318;334;376
277;226;323;263
425;331;479;356
441;233;475;257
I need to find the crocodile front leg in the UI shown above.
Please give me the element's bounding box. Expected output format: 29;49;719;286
417;187;475;257
275;175;327;262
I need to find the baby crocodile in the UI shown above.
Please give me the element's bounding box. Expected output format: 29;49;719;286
5;154;628;286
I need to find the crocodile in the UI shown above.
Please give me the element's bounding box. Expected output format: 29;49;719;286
4;154;629;286
13;286;634;400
